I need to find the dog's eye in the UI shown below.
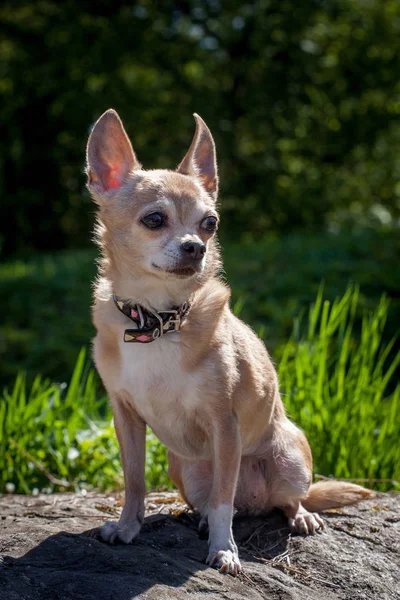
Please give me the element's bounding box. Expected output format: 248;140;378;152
141;212;165;229
200;216;218;233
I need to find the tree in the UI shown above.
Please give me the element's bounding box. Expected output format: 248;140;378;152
1;0;399;255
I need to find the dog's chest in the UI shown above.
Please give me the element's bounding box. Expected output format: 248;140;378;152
118;336;207;457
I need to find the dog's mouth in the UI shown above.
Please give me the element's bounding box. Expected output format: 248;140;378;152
168;267;196;278
152;264;197;278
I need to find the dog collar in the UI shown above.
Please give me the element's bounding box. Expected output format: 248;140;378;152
113;295;190;343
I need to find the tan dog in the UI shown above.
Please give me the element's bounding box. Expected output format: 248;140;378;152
86;109;371;575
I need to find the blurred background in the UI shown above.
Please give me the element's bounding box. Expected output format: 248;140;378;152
0;1;399;493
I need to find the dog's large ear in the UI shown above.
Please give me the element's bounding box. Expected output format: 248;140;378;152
177;114;218;199
86;109;141;197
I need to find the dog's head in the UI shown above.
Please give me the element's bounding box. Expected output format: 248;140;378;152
86;110;220;289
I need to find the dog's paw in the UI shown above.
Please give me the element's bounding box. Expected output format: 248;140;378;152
288;511;324;535
91;519;142;544
206;548;242;576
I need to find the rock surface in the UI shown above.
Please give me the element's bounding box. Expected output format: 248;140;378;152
0;491;399;599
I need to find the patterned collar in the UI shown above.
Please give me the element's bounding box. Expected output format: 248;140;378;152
113;295;190;343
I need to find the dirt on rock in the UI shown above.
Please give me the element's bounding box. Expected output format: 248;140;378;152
0;491;399;599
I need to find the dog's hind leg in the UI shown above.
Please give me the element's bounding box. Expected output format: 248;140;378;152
236;418;324;535
168;451;213;534
168;451;199;509
267;419;324;534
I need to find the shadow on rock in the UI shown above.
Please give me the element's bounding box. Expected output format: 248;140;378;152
0;512;212;600
0;508;291;600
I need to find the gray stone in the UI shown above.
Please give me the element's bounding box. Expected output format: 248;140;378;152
0;491;399;599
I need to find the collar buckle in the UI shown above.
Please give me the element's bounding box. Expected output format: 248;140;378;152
167;315;182;333
159;309;181;333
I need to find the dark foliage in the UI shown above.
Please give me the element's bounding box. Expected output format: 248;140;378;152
1;229;399;388
1;1;400;255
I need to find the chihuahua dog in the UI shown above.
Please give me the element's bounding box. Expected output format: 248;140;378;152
86;109;371;575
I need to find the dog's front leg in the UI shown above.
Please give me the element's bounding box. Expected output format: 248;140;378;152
206;415;242;575
98;396;146;544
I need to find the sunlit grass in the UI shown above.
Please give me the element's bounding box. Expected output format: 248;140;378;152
279;286;400;489
1;287;399;494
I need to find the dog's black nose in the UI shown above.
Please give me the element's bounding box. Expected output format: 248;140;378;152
181;240;206;260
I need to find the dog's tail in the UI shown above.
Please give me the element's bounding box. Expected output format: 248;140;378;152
302;480;373;512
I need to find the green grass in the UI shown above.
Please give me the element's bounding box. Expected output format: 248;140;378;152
279;286;400;487
0;348;168;494
1;287;399;495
